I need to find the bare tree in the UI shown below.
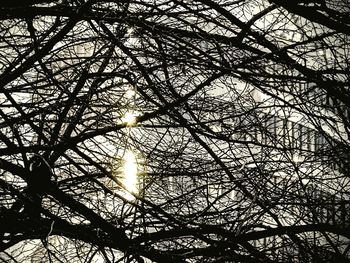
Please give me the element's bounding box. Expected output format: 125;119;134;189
0;0;349;262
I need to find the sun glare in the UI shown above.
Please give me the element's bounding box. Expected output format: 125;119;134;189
121;111;137;126
122;150;138;200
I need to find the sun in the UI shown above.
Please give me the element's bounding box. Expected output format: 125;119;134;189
122;150;138;200
121;111;137;126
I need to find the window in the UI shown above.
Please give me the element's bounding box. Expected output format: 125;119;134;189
308;129;315;152
291;122;301;149
300;125;307;151
315;134;326;151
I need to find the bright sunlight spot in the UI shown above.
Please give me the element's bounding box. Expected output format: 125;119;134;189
121;111;137;126
122;150;138;200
